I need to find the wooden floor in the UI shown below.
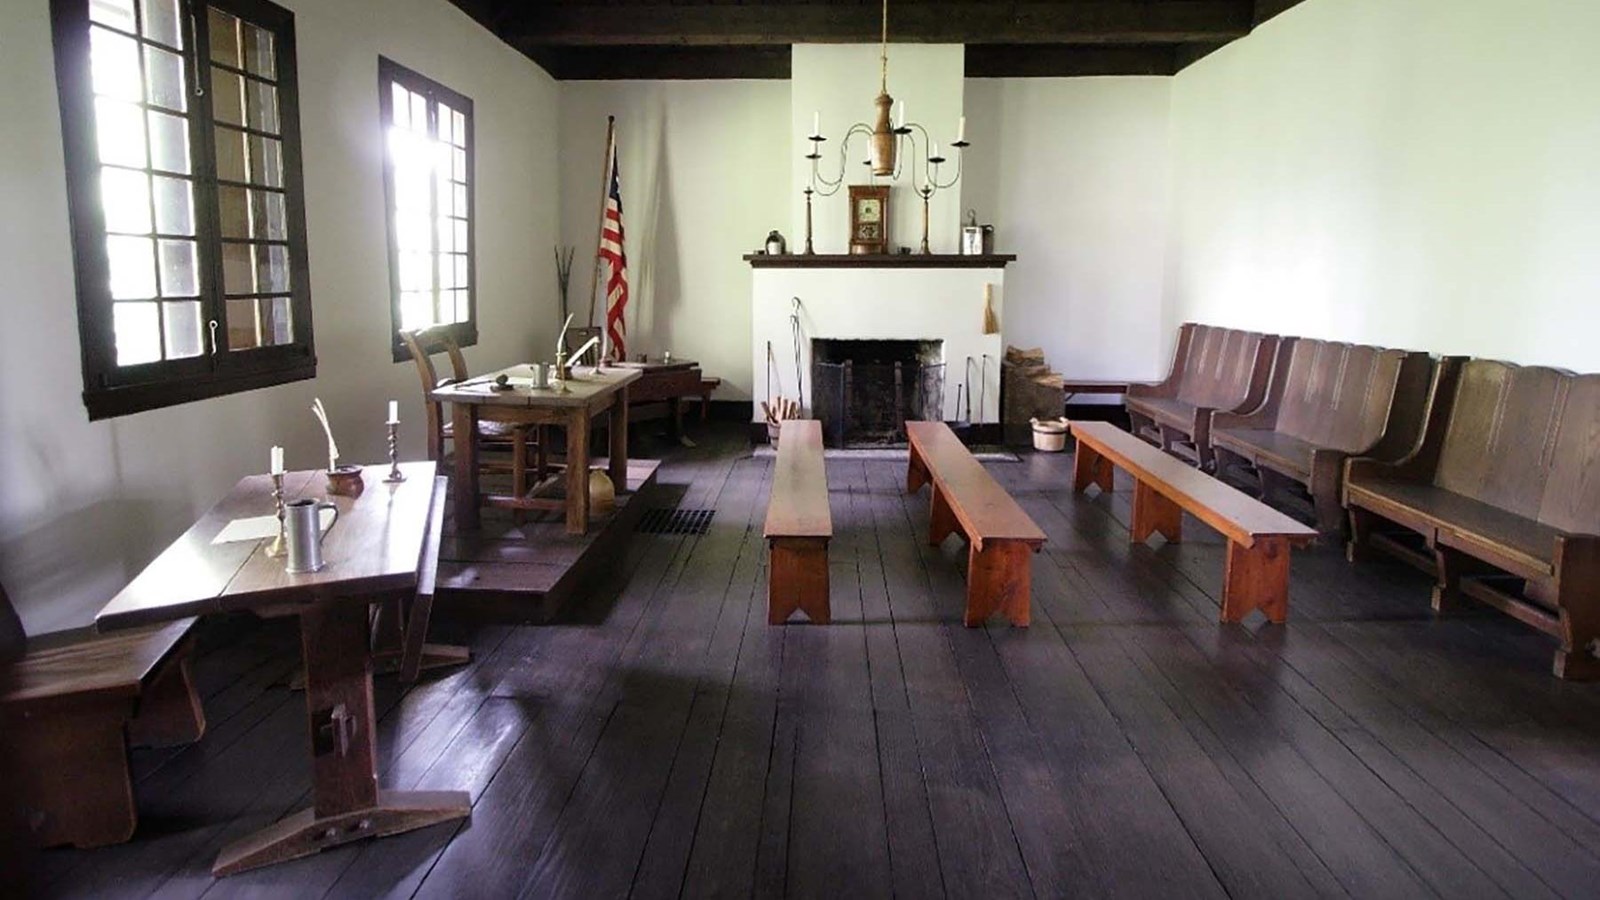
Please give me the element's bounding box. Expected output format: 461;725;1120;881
26;424;1600;899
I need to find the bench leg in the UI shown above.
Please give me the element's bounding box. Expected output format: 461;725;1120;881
1307;450;1348;538
1072;442;1114;495
966;541;1033;628
929;484;959;547
10;700;139;848
1554;540;1600;680
1130;480;1183;545
1346;505;1378;563
769;538;830;625
907;444;931;494
1222;536;1291;624
127;640;206;748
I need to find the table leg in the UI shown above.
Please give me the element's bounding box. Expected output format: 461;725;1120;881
566;409;591;535
669;396;684;444
450;402;480;531
609;384;630;489
212;602;469;876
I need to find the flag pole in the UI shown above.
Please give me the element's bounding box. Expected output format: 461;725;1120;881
587;116;616;359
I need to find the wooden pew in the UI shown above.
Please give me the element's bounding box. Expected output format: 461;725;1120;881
1345;359;1600;679
905;422;1045;627
1210;339;1437;534
1071;421;1317;623
1124;322;1281;469
764;420;832;624
0;584;206;848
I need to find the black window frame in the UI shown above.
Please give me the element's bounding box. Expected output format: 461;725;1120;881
378;56;477;364
51;0;315;421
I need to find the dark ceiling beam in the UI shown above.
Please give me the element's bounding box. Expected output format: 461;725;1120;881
534;46;793;81
505;2;1254;47
966;44;1178;78
1253;0;1309;26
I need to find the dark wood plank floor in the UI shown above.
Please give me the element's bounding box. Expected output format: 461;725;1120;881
25;425;1600;899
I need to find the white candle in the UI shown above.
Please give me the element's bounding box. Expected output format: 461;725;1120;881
894;100;905;128
812;110;820;137
270;445;284;475
387;400;399;425
932;140;940;159
957;116;966;142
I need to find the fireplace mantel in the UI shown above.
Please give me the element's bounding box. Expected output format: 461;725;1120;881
744;253;1015;269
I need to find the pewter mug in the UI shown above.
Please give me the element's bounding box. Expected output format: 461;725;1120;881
284;498;339;573
531;362;550;389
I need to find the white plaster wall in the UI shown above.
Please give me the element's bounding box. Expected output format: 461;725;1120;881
558;80;791;401
0;0;559;631
752;268;1006;423
1166;0;1600;370
792;44;967;254
963;77;1173;386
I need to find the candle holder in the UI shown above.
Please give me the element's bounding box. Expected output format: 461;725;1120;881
266;472;287;557
384;422;406;483
553;348;571;393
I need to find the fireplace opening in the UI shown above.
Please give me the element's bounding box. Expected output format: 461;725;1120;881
811;339;944;448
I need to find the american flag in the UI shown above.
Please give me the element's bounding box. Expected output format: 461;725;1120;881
599;140;628;360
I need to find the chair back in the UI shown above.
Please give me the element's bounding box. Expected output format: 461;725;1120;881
0;583;26;664
401;327;470;462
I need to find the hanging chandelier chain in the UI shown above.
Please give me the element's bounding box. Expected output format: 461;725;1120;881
880;0;889;94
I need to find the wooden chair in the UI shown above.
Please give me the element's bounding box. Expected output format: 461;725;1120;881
0;583;205;848
1124;323;1280;470
1209;339;1437;534
401;327;543;512
1345;359;1600;678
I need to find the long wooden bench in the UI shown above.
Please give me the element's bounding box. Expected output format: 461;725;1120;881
0;584;206;848
1345;359;1600;679
1210;338;1436;534
905;422;1045;627
764;420;832;624
1071;421;1317;623
1125;322;1281;470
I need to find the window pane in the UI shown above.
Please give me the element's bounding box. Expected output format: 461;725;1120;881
208;8;240;67
91;0;136;32
148;110;191;173
452;290;469;324
249;135;283;187
214;127;246;182
222;241;252;293
251;190;287;240
255;244;290;294
243;24;275;78
100;167;152;234
454;254;469;289
452;110;465;147
399;250;432;291
217;185;247;238
263;297;291;345
410;93;426;134
113;302;161;365
211;68;243;126
453;184;467;217
454;219;467;251
158;239;197;296
453;147;466;181
163;300;203;358
138;0;182;49
152;175;194;235
144;45;187;111
436;217;454;253
226;298;260;349
91;27;143;102
390;85;410;130
399;291;431;331
437;107;453;145
106;235;156;298
246;81;279;133
397;210;429;252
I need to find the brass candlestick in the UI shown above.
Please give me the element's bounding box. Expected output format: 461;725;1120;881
384;422;406;483
267;472;287;557
554;348;570;393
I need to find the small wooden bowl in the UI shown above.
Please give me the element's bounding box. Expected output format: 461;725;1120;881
326;465;365;497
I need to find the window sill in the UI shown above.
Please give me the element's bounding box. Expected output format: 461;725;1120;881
83;360;318;421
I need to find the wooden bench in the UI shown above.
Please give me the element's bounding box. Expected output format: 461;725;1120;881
905;422;1046;627
1345;359;1600;679
1071;421;1317;623
0;584;206;848
1210;338;1437;534
764;420;832;624
1125;322;1281;469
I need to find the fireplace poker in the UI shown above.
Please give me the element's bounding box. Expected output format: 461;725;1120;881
979;354;991;424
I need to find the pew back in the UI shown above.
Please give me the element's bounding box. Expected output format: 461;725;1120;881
1175;325;1278;410
1274;340;1415;453
1536;373;1600;535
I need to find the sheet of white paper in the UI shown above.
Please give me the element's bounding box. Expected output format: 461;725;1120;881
211;509;337;544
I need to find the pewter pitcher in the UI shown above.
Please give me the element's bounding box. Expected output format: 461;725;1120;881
284;498;339;573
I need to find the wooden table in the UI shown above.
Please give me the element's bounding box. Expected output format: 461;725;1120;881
433;365;640;534
612;358;703;444
96;463;467;876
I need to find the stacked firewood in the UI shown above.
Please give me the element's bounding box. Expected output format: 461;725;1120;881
761;397;799;427
1002;346;1067;445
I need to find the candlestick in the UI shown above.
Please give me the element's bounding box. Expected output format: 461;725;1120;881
383;421;406;483
266;471;287;558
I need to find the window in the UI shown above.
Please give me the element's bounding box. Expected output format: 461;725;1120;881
380;57;475;361
52;0;314;420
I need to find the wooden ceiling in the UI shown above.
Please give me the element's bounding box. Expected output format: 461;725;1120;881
446;0;1307;79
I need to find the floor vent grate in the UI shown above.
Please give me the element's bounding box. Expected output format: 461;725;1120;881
636;507;715;536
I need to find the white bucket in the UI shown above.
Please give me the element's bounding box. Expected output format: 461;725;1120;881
1030;417;1070;452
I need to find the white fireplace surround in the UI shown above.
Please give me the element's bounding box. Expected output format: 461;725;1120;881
750;266;1007;425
